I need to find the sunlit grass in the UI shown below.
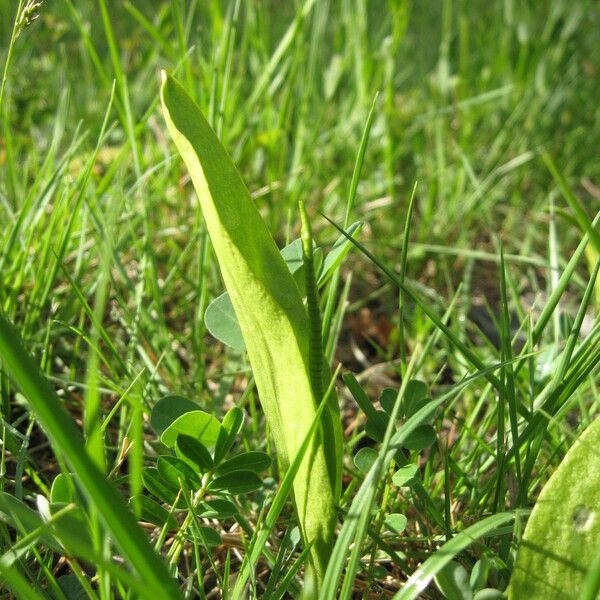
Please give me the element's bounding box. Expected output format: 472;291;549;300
0;0;599;598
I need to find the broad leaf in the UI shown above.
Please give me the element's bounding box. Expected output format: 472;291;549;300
204;292;246;352
434;561;473;600
51;473;74;504
161;410;222;449
150;395;198;437
403;424;436;451
379;388;399;416
156;455;201;490
205;240;323;350
176;435;214;474
392;464;419;488
161;72;342;584
384;513;408;535
197;498;239;519
214;406;245;464
184;525;221;548
142;467;180;505
354;447;378;474
216;451;272;475
0;493;61;551
209;470;263;495
403;380;430;418
470;559;490;592
280;237;323;295
509;417;600;599
365;409;389;442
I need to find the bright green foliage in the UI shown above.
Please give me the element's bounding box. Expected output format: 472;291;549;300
139;401;273;560
509;417;600;599
0;315;182;598
204;222;361;351
160;73;343;583
3;1;600;596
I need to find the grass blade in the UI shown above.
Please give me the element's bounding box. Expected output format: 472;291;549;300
394;512;517;600
161;72;342;585
319;211;502;391
0;313;181;598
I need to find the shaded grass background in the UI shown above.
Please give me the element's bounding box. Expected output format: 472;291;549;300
1;0;600;596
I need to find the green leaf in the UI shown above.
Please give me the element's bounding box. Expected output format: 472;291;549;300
354;447;378;474
281;238;323;295
403;380;431;418
392;464;419;488
365;410;390;443
214;406;245;465
470;558;490;592
403;425;436;451
50;473;73;504
581;537;600;600
142;467;180;505
161;72;342;585
384;513;408;535
318;221;363;285
205;292;246;352
379;382;431;419
543;152;600;255
156;455;201;491
0;315;182;597
161;410;222;449
405;396;433;419
473;590;504;600
184;525;221;548
48;503;94;553
175;435;214;474
209;470;263;495
0;494;93;559
509;417;600;599
231;382;337;597
216;451;272;476
434;561;473;600
279;238;306;274
150;395;198;437
205;242;323;350
197;498;239;519
57;575;88;600
379;388;399;416
130;495;178;530
344;372;380;422
404;379;428;406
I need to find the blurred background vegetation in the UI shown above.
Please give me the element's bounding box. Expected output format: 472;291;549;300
1;0;599;415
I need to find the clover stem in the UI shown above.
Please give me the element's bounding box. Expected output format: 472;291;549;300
167;473;213;565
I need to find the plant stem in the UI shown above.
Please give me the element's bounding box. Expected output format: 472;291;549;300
0;0;25;115
299;201;325;404
167;476;213;565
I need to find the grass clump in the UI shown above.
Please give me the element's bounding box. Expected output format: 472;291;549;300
0;1;599;598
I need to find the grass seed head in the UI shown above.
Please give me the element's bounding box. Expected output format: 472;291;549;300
16;0;45;37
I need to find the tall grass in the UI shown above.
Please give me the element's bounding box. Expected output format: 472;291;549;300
0;0;599;597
